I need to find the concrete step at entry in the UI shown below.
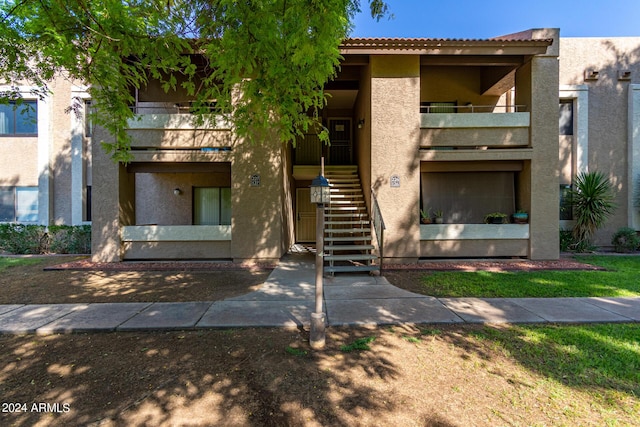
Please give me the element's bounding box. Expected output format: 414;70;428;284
324;265;379;274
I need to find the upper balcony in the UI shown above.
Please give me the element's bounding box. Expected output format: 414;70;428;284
125;102;232;156
420;104;531;150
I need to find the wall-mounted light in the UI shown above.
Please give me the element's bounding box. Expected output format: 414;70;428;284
173;188;182;196
357;118;365;129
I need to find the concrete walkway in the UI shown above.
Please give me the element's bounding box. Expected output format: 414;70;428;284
1;253;639;334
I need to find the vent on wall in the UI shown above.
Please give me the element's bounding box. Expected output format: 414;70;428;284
618;70;632;81
584;70;599;81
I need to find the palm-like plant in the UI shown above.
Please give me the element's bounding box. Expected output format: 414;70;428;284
571;171;617;249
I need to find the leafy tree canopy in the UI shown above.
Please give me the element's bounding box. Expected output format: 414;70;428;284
0;0;387;162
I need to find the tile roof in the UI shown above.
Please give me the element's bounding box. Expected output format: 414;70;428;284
341;37;553;49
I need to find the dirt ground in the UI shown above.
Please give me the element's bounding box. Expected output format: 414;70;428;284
0;256;637;426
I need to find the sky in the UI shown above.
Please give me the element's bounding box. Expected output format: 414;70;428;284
351;0;640;39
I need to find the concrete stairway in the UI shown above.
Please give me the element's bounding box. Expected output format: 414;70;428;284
323;166;378;274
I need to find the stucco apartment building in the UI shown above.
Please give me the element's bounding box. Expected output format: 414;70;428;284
3;29;639;268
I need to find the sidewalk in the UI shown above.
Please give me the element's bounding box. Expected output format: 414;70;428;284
0;253;638;334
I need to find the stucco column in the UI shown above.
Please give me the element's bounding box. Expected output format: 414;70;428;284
529;29;560;260
230;137;288;262
91;128;130;262
370;55;421;263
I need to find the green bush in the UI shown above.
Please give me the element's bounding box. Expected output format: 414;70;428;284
0;224;48;254
611;227;640;253
559;228;574;252
48;225;92;254
570;171;617;250
0;224;91;255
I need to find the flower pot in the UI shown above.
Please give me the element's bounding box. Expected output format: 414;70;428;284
434;217;444;224
512;213;529;224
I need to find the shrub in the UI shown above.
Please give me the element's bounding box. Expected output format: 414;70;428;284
0;224;48;254
48;225;92;254
611;227;640;253
570;171;617;251
0;224;91;254
559;228;574;252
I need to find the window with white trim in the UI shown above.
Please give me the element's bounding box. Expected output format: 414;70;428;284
0;101;38;136
0;187;38;222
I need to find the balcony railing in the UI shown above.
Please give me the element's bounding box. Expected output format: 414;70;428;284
130;101;220;115
420;104;527;114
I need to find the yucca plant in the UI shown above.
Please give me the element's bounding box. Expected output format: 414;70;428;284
570;171;617;250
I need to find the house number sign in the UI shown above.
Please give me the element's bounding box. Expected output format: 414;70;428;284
250;174;261;187
390;174;400;188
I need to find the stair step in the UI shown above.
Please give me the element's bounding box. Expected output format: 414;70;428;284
325;212;368;218
329;201;364;206
325;228;372;234
325;221;370;226
324;265;379;274
331;193;364;200
324;254;377;262
325;236;372;242
325;244;375;251
325;206;366;211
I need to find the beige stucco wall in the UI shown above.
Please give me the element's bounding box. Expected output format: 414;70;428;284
134;171;231;225
92;125;290;262
560;37;640;244
370;55;421;263
50;78;74;224
1;75;90;226
0;138;39;186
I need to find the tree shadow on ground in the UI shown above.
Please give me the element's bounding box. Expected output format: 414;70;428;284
0;327;461;427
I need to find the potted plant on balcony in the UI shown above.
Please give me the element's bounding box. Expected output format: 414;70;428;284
512;210;529;224
434;209;444;224
484;212;508;224
420;208;432;224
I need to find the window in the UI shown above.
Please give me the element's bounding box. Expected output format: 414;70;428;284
0;101;38;135
193;187;231;225
85;185;92;222
559;100;574;136
560;184;573;220
84;100;94;137
0;187;38;222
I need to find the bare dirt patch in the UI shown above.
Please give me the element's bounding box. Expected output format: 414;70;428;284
1;326;637;427
0;256;272;304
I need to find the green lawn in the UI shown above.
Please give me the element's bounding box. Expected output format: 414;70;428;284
472;323;640;410
0;256;43;272
418;255;640;298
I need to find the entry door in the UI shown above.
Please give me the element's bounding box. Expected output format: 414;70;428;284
328;118;352;165
296;188;316;242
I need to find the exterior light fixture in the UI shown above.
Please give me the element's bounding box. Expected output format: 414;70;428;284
310;175;330;205
173;188;182;196
357;118;365;129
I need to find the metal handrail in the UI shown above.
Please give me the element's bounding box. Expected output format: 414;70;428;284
420;104;527;113
370;189;386;273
